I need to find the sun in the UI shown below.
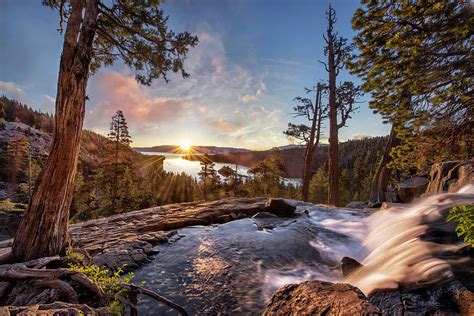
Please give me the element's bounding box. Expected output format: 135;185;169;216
180;141;192;151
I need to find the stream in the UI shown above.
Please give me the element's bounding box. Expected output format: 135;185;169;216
134;186;473;315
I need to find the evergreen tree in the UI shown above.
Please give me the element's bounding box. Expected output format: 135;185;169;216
247;151;285;197
198;161;218;200
309;168;329;204
107;110;132;209
349;0;473;172
13;0;198;261
5;137;29;199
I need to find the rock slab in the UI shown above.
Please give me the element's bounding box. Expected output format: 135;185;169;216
263;280;380;315
264;198;296;217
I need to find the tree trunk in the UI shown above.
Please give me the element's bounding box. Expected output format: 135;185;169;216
302;84;323;202
369;126;399;203
327;28;338;206
12;0;99;261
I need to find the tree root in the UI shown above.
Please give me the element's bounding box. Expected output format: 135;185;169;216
122;283;189;316
0;257;188;315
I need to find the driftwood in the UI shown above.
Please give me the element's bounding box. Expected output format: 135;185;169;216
0;257;188;315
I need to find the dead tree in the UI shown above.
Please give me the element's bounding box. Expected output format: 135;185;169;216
320;5;359;206
284;83;327;202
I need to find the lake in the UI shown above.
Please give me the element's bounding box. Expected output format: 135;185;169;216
137;151;301;185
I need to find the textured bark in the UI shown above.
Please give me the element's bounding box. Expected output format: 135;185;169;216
302;84;323;202
369;126;399;203
12;0;99;261
327;21;339;207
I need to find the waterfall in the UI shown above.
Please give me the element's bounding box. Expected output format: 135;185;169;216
345;185;473;295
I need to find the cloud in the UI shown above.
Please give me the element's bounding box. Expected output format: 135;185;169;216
239;81;266;103
86;71;193;132
0;81;31;104
207;117;242;133
352;133;371;140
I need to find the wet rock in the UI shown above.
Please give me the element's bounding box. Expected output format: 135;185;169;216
424;161;474;196
341;257;363;277
368;281;468;315
215;214;233;223
368;201;383;208
398;176;429;202
264;198;296;217
0;197;267;270
346;201;369;209
0;212;22;241
263;280;381;315
252;212;278;219
380;202;405;210
456;290;474;316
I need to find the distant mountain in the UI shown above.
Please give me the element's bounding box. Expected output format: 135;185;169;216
273;144;306;151
134;145;252;154
181;137;387;178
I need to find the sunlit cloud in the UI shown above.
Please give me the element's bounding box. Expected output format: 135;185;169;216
0;81;31;104
86;71;193;134
239;81;266;103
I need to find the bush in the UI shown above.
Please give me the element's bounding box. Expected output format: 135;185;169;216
66;248;135;315
447;204;474;247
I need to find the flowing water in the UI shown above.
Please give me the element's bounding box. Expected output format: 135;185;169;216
134;186;473;315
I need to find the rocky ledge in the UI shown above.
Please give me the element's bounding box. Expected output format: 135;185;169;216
0;197;297;270
263;279;474;316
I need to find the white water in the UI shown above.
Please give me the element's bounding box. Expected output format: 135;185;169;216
346;185;473;294
263;186;473;296
134;186;472;314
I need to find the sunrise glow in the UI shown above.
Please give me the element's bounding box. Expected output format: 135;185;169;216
180;141;192;151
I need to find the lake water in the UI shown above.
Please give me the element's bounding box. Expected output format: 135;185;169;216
137;151;301;185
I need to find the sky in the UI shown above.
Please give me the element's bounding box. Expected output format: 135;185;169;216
0;0;390;149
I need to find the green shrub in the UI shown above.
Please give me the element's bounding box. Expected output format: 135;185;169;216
66;248;135;315
447;204;474;247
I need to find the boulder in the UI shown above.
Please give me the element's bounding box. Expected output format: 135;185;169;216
264;198;296;217
341;257;363;277
346;201;368;209
215;214;233;223
456;290;474;316
424;160;474;196
263;280;380;315
252;212;278;219
368;281;470;315
398;176;429;202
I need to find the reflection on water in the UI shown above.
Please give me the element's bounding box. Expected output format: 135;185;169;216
138;151;302;185
139;151;250;179
134;188;473;315
134;207;364;315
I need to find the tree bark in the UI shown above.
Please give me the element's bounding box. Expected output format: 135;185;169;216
327;23;339;206
369;125;399;203
12;0;99;261
302;84;323;202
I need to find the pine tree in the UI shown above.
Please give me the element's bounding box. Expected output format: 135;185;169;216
13;0;198;261
198;160;218;200
6;137;29;200
108;110;131;210
349;0;473;172
284;83;327;202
